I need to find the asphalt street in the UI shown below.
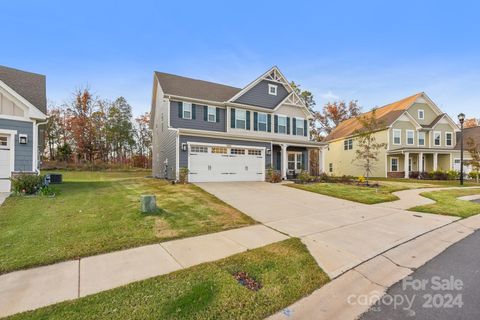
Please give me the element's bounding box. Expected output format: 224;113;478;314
360;230;480;320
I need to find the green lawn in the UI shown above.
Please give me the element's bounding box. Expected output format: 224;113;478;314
290;180;438;204
0;171;254;273
7;239;329;320
410;188;480;218
373;177;480;187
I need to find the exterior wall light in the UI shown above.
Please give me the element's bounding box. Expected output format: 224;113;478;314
19;134;28;144
181;143;187;151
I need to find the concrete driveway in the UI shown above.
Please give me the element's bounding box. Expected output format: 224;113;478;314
196;182;458;278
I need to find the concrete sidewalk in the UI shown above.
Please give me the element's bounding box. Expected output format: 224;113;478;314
0;224;287;318
268;214;480;320
374;186;480;210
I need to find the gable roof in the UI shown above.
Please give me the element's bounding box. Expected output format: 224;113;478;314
0;65;47;114
155;72;241;103
325;92;423;141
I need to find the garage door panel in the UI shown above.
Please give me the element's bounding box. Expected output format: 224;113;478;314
188;145;264;182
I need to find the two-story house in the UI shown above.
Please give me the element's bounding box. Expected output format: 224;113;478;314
150;66;323;182
0;65;47;192
324;92;463;178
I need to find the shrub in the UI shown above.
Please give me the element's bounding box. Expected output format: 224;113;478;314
409;171;420;179
298;170;313;183
469;171;479;179
357;176;366;184
11;174;44;195
446;170;459;180
178;167;189;184
266;168;282;183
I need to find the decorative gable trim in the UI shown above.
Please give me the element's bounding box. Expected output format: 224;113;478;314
432;114;460;132
275;92;312;118
411;93;443;116
390;111;422;129
0;80;47;120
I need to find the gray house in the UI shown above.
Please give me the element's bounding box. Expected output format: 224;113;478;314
150;66;323;182
0;66;47;191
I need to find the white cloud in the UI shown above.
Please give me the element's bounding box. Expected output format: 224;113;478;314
319;90;340;101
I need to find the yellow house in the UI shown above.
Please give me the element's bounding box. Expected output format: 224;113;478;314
323;92;465;178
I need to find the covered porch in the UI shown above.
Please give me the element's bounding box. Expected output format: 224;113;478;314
272;143;323;180
387;149;455;178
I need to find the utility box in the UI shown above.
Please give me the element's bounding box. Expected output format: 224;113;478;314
140;195;157;213
47;173;63;184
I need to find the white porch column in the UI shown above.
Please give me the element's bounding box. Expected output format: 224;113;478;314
433;153;438;171
281;144;288;180
419;152;424;173
404;152;410;178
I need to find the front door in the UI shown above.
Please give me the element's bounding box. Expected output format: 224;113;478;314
287;152;303;173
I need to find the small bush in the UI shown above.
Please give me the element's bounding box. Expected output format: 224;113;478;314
469;171;479;179
11;174;44;195
409;171;420;179
446;170;459;180
357;176;366;184
429;170;448;180
178;167;189;184
318;173;330;183
266;168;282;183
298;170;313;184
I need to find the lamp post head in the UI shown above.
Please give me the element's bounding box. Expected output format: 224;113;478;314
458;113;465;124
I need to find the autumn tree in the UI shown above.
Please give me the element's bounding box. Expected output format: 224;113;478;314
466;137;480;183
464;118;479;129
352;109;387;184
133;113;152;168
319;100;362;136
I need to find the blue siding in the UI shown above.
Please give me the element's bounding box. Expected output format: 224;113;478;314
234;80;289;109
179;135;271;168
170;101;226;132
0;118;34;172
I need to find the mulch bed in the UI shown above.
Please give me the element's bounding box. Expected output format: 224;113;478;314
233;271;262;291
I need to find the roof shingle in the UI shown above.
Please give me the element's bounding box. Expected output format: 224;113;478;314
324;93;423;141
0;65;47;114
155;72;241;103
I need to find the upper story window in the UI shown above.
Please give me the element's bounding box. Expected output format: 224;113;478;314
207;106;216;122
295;118;304;136
258;113;267;132
344;138;353;150
278;116;287;134
183;102;192;119
418;109;425;120
434;131;441;146
445;132;453;146
235;109;246;129
418;131;426;146
393;129;401;145
268;84;277;96
406;130;414;145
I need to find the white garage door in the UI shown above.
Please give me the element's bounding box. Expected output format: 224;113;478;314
188;144;265;182
0;135;12;192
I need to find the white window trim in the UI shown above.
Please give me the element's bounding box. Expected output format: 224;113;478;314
418;131;426;146
235;109;246;130
207;106;216;122
393;129;402;145
445;132;453;146
433;131;441;146
418;109;425;120
295;117;304;136
390;157;399;172
406;130;415;146
268;84;277;96
257;112;267;132
277;115;287;134
183;102;192;119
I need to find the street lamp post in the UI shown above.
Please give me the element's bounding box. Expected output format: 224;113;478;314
458;113;465;185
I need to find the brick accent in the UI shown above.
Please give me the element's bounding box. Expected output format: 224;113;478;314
387;171;405;178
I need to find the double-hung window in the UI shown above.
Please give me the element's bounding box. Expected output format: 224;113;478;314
278;116;287;134
183;102;192;119
391;158;399;172
406;130;414;145
295;118;304;136
418;131;426;146
393;129;401;145
445;132;453;146
434;131;441;146
207;106;216;122
258;113;267;132
344;139;353;150
235;109;246;129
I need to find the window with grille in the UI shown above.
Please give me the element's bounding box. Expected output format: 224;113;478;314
230;148;245;155
212;147;227;154
190;145;208;153
248;149;261;155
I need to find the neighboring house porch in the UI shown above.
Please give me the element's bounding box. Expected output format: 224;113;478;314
387;148;462;178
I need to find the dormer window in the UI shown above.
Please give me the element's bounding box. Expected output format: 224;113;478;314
418;109;425;120
268;84;277;96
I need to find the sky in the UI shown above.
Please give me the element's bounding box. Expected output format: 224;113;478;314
1;0;480;119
